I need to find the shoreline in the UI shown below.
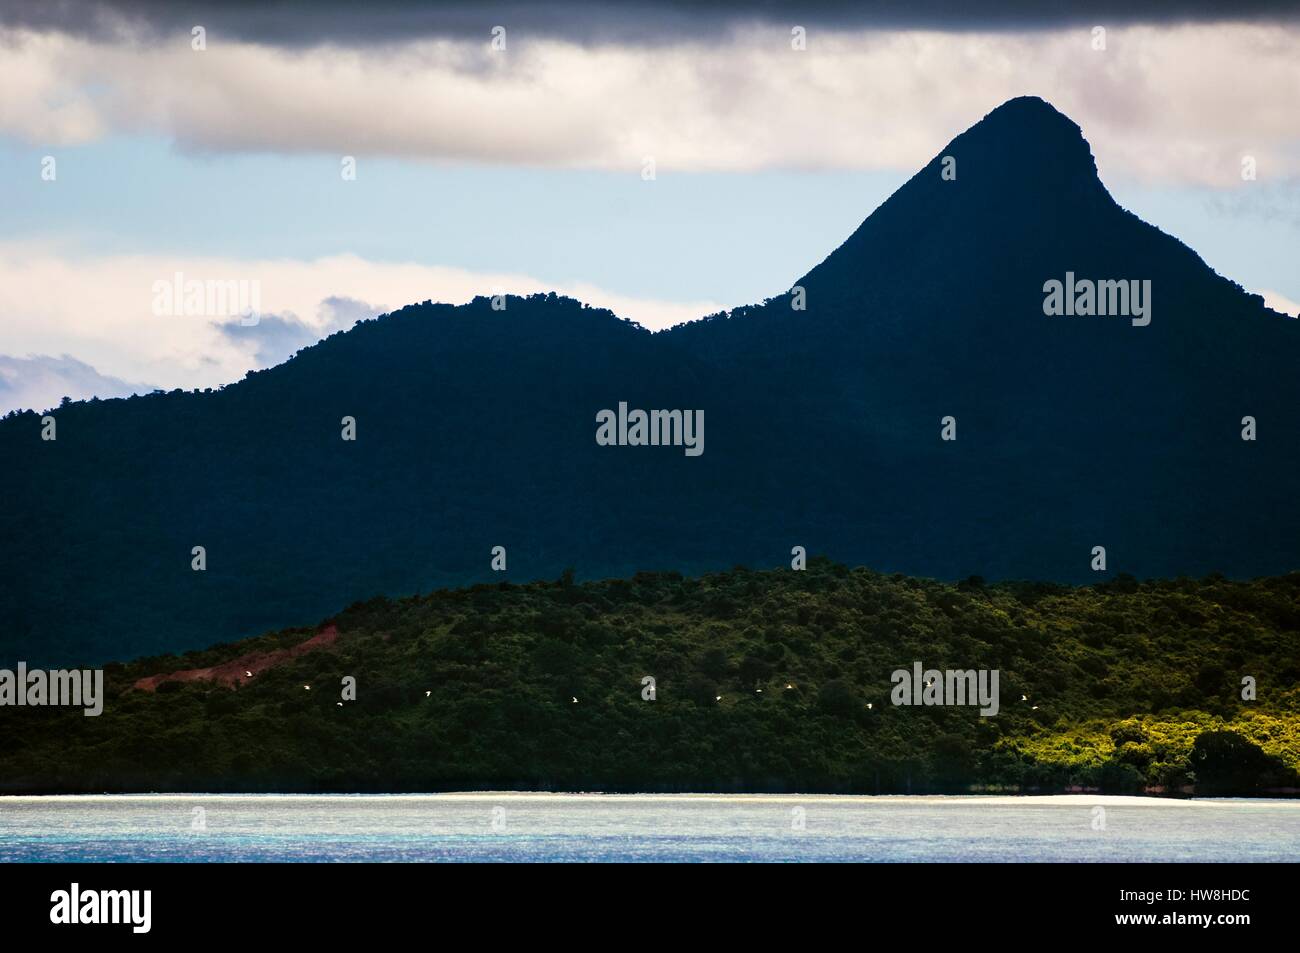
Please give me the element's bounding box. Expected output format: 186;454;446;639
3;792;1298;805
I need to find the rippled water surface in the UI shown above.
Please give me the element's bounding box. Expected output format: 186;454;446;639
1;794;1296;862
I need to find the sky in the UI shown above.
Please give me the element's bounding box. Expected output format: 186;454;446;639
1;1;1298;413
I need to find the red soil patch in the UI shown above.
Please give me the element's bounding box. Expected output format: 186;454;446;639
132;624;339;692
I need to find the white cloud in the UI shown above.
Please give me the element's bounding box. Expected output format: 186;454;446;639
0;30;105;143
2;23;1298;184
1260;289;1300;317
0;245;723;408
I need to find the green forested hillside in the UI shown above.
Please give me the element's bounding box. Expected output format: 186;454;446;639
2;559;1297;795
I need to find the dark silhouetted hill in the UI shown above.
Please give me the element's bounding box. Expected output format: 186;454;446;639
2;96;1298;664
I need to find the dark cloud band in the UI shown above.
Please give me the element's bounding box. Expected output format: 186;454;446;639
3;0;1296;47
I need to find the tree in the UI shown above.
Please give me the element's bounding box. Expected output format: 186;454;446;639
1189;731;1275;794
816;679;860;718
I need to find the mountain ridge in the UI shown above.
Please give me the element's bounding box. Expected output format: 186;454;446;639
3;96;1298;665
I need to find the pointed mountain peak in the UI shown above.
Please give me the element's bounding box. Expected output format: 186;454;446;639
794;97;1115;297
981;95;1080;129
943;95;1100;182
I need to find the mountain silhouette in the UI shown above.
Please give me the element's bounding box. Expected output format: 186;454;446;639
3;95;1297;665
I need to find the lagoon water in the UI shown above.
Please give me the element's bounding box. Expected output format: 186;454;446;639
1;794;1296;862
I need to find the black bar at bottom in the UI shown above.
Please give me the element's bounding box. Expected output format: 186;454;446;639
0;862;1285;940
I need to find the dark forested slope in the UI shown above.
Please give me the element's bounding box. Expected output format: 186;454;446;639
3;97;1298;665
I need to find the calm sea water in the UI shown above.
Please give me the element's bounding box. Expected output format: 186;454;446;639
1;794;1296;862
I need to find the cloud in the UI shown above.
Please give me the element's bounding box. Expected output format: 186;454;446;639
0;246;724;405
1205;181;1300;228
213;296;378;368
1260;290;1300;317
0;353;152;413
213;312;335;369
2;23;1297;184
0;29;105;142
1;1;1295;48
